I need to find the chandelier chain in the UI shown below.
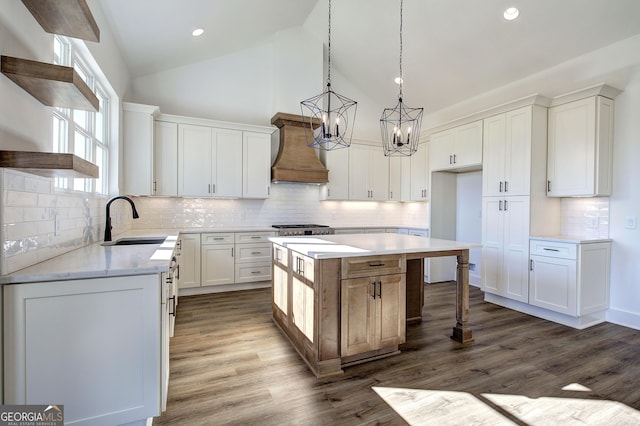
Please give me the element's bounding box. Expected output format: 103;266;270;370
327;0;332;85
399;0;403;98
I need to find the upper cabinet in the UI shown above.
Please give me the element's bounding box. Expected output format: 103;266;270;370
122;102;160;195
320;148;350;201
242;132;271;199
409;145;429;201
178;124;242;197
429;120;483;172
122;105;273;198
547;89;618;197
348;144;389;201
483;105;548;197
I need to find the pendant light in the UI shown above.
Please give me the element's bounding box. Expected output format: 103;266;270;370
380;0;423;157
301;0;357;151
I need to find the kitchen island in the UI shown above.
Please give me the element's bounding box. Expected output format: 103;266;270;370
269;233;481;378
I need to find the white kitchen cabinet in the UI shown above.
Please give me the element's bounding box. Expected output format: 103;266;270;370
242;132;271;198
529;239;611;316
349;144;389;201
409;144;429;200
201;232;235;286
547;95;615;197
388;155;410;201
122;102;160;195
154;120;178;196
483;106;548;197
177;233;201;289
234;232;273;284
482;196;531;303
320;148;350;200
4;275;162;424
178;124;243;197
429;120;482;172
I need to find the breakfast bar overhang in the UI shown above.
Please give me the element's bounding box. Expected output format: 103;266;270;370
270;233;481;378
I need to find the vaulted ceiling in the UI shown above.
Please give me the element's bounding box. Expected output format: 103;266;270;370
100;0;640;116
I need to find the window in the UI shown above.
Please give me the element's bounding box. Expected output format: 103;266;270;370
53;35;110;194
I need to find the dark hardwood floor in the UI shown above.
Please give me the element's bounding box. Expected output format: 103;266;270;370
153;283;640;425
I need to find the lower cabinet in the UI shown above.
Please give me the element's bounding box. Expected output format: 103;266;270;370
4;275;163;425
179;231;273;291
529;239;611;316
341;273;406;357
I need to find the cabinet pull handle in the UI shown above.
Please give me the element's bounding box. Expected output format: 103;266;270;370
378;280;382;298
453;154;457;164
176;264;180;280
504;181;508;192
231;248;234;257
543;248;560;252
152;181;157;193
390;191;393;199
251;251;262;255
529;259;534;271
499;200;503;211
251;271;261;274
369;262;385;267
251;236;261;239
499;181;503;193
372;281;377;299
504;199;508;211
169;296;176;316
208;183;211;193
547;180;551;192
449;154;453;164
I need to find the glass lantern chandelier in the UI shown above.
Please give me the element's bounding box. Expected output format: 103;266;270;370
380;0;423;157
301;0;357;151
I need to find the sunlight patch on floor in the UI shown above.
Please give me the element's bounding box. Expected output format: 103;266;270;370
373;386;640;426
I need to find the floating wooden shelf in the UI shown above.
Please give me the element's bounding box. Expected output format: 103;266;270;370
1;55;99;111
21;0;100;42
0;150;99;178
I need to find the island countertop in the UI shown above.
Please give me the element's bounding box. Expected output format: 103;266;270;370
269;233;481;260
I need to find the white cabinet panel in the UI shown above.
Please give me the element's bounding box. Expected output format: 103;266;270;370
320;148;349;200
429;120;482;172
348;144;389;201
242;132;271;198
177;233;200;289
122;102;159;195
201;244;235;286
154;121;178;196
547;96;614;197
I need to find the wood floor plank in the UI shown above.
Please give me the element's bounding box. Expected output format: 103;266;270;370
153;283;640;425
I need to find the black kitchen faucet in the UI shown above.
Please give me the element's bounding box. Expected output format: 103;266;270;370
104;196;139;241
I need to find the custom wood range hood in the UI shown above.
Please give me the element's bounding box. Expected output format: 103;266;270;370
271;112;329;184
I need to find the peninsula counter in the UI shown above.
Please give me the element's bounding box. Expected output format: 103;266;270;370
269;233;481;378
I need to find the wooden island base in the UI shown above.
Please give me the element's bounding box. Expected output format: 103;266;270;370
271;235;476;378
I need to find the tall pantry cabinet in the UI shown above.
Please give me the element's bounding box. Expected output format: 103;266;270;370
481;104;560;302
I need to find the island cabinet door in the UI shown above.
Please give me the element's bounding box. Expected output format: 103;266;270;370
341;274;406;357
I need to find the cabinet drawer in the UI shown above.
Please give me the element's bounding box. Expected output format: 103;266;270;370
530;240;576;259
342;254;406;279
236;243;271;263
235;232;273;244
273;244;288;267
235;263;272;283
201;233;234;245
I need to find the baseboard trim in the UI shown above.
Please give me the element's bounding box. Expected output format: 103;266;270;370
606;308;640;331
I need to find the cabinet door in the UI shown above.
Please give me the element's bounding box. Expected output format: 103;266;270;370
341;277;376;356
273;263;288;314
292;277;314;342
547;97;596;197
348;144;371;200
389;155;410;201
504;107;532;196
154;121;178;196
410;146;428;200
429;130;454;172
369;146;389;201
376;274;406;348
454;120;483;168
502;196;531;303
529;255;577;315
123;104;157;195
482;114;506;197
177;233;201;289
213;128;242;197
242;132;271;198
201;244;235;286
321;148;349;200
178;124;212;196
481;197;504;295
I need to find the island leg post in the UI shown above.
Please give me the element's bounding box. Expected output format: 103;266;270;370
451;249;474;343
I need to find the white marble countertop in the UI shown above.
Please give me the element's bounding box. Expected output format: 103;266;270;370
530;235;613;244
0;230;180;285
269;234;481;259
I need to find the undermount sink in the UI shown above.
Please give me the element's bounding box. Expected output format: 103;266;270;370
101;237;166;246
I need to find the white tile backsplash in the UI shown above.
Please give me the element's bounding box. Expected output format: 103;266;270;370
560;197;610;238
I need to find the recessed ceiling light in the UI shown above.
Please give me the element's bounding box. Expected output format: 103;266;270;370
192;28;204;37
503;7;520;21
394;77;403;85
